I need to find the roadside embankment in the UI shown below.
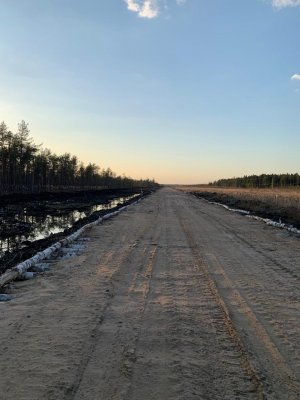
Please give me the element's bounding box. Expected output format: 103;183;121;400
178;186;300;229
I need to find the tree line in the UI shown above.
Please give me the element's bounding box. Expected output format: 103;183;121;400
0;121;158;194
210;173;300;188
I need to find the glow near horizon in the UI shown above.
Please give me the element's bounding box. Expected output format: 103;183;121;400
0;0;299;184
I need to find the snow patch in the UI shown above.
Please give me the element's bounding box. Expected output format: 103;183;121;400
0;294;12;302
209;201;250;215
206;199;300;235
246;215;300;235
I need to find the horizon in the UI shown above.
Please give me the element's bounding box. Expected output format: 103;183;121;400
1;0;299;184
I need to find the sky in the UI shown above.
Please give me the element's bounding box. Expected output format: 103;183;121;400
0;0;299;184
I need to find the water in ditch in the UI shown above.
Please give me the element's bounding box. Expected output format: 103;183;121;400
0;194;139;259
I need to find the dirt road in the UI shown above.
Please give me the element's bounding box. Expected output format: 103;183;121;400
0;187;299;399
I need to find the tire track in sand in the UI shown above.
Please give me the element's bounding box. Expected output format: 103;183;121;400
178;207;300;399
178;216;266;399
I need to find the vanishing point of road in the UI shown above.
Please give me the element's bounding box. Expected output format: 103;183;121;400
0;187;299;399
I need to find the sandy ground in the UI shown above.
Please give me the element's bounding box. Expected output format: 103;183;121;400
0;187;299;400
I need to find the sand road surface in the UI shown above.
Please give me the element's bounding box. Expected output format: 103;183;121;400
0;187;299;400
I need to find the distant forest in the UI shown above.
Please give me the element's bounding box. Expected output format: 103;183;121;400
0;121;158;194
210;174;300;188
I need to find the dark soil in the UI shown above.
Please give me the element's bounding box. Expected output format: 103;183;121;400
192;191;300;230
0;188;156;275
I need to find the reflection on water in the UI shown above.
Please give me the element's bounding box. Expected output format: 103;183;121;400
0;194;139;259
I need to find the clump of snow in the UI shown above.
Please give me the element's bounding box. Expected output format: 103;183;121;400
209;201;250;215
19;271;35;280
0;294;12;302
246;215;300;234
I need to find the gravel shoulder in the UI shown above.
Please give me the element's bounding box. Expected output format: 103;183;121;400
0;187;299;399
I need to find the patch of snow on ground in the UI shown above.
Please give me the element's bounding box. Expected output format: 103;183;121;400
206;199;300;235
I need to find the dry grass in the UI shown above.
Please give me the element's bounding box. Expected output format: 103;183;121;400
176;185;300;228
177;186;300;210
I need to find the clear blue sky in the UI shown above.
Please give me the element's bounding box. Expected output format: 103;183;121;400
0;0;299;183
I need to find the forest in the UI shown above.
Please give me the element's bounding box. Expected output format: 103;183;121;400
210;173;300;188
0;121;158;194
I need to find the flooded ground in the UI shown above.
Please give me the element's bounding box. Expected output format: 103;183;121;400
0;189;145;273
0;194;139;259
